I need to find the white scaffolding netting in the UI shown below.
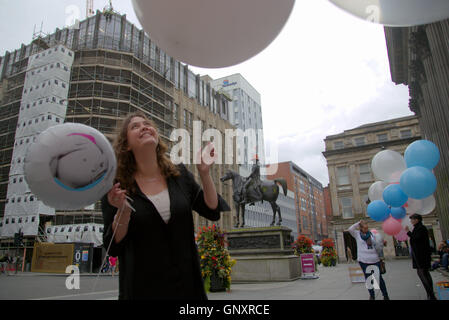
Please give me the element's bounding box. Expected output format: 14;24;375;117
1;45;74;237
45;223;104;247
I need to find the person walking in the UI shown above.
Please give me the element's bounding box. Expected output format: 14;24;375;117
102;111;230;300
109;256;117;277
405;213;437;300
347;220;390;300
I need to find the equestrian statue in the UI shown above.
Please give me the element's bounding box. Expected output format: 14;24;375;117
220;155;287;228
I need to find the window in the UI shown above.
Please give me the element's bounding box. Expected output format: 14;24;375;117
377;133;388;143
337;166;350;185
333;141;344;150
341;197;353;218
302;216;308;230
359;163;371;182
354;136;366;146
400;129;412;138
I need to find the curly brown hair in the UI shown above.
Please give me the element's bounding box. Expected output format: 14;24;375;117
113;111;179;194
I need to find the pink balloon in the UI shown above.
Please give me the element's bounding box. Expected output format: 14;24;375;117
382;216;402;236
394;229;409;241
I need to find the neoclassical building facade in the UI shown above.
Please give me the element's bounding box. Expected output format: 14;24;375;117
323;116;442;261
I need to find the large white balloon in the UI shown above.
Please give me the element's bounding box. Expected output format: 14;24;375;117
371;150;407;183
131;0;295;68
416;195;436;216
368;181;388;201
24;123;116;210
405;197;421;214
405;195;436;215
401;214;414;232
329;0;449;27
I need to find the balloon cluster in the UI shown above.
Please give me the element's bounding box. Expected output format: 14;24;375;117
367;140;440;240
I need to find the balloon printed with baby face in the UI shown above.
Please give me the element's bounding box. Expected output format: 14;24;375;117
50;132;108;189
24;123;116;210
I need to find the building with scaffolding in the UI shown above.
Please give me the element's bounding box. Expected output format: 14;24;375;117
0;10;238;261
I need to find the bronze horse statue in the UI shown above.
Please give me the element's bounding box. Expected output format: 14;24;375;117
220;170;287;228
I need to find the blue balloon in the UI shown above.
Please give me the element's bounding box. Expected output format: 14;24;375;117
400;166;437;199
367;200;390;222
404;140;440;169
390;206;406;220
382;184;408;207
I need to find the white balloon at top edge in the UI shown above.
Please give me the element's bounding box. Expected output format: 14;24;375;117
329;0;449;27
371;150;407;183
131;0;296;68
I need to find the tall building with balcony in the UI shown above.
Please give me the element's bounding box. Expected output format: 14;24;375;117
323;115;442;261
0;10;238;251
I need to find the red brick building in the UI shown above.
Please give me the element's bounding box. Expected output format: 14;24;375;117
266;161;327;242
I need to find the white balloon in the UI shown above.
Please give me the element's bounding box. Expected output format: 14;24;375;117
131;0;295;68
405;197;421;214
24;123;116;210
371;150;406;183
401;214;414;231
368;181;388;201
416;195;436;215
329;0;449;27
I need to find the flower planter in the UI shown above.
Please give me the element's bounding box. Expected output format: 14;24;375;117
209;271;226;292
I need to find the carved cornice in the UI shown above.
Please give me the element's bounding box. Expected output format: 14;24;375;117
409;97;421;116
410;59;426;83
409;26;431;60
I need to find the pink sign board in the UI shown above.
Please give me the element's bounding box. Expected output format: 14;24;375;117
300;253;315;274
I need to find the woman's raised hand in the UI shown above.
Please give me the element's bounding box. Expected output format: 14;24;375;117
107;183;128;209
196;142;218;176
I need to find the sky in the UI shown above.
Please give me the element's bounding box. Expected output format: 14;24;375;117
0;0;414;186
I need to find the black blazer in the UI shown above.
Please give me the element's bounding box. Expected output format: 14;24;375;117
101;164;230;300
407;222;432;269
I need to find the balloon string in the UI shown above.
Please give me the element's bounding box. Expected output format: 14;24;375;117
91;200;128;295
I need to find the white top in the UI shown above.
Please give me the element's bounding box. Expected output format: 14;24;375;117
147;189;171;224
347;222;380;264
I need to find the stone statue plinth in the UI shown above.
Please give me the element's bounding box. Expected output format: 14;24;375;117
227;226;300;282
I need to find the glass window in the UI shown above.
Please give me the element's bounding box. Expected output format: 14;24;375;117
187;70;197;99
123;22;132;51
337;166;350;185
333;141;344;149
341;197;353;218
377;133;388;143
354;136;365;146
359;163;371;182
400;129;412;138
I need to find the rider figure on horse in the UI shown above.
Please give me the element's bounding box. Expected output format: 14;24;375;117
243;154;262;205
